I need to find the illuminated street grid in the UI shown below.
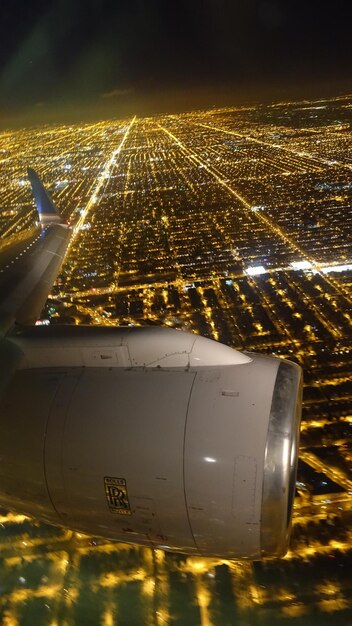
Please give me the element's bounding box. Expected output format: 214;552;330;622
0;94;352;624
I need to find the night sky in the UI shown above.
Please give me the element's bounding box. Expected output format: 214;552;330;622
1;0;351;124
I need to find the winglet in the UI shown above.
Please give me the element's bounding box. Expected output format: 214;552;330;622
27;168;65;228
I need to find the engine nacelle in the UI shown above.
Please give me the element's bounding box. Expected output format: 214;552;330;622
0;326;302;559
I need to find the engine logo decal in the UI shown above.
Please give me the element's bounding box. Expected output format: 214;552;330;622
104;477;131;515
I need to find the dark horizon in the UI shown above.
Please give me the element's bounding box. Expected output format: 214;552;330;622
1;0;351;128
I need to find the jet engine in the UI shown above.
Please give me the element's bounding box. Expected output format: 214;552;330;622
0;325;302;559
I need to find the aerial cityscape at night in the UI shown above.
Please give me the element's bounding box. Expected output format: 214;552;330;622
0;93;351;624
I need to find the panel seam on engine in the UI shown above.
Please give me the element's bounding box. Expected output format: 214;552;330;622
182;371;200;553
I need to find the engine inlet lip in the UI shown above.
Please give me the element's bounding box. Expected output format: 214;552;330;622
260;360;303;557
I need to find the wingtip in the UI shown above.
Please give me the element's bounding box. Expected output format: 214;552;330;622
27;168;64;227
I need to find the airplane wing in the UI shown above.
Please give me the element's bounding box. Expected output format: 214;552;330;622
0;170;72;333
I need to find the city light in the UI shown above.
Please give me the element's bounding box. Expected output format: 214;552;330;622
290;260;313;271
245;265;267;276
322;263;352;273
0;92;351;624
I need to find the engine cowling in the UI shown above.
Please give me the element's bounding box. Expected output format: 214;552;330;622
0;326;302;559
